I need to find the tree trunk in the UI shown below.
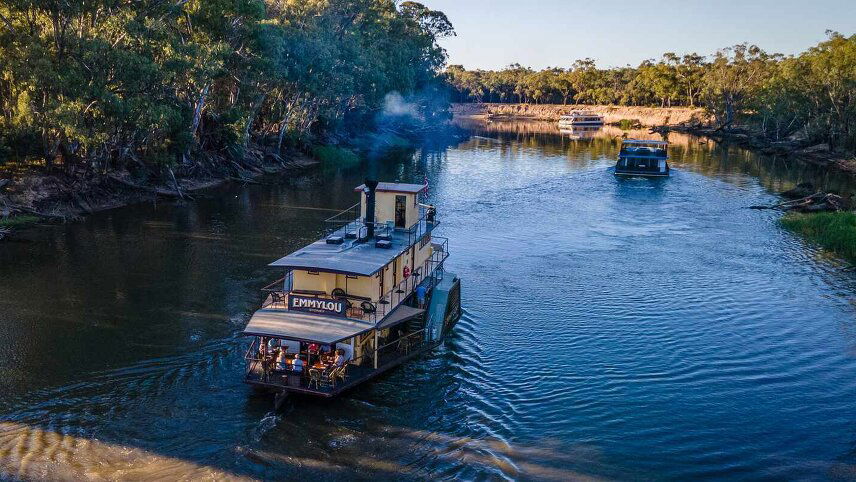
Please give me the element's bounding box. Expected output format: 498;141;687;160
191;84;210;141
243;93;266;147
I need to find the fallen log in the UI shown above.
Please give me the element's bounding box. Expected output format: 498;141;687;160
748;192;850;212
167;166;185;200
8;204;74;221
107;175;189;199
781;182;815;199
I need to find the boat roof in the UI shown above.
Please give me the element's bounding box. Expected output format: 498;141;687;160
622;139;668;146
377;305;425;330
353;182;427;194
243;304;425;342
269;218;433;276
243;309;374;343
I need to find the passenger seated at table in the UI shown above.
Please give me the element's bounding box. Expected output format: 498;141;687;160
334;349;346;367
275;351;289;372
291;355;304;373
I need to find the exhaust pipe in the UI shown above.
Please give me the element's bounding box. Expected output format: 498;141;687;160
364;179;379;239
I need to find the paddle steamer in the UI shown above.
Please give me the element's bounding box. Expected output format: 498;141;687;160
614;139;670;177
242;180;461;401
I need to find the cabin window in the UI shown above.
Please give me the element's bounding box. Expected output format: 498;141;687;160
346;275;358;280
308;271;319;275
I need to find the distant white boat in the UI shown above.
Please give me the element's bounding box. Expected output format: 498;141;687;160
559;125;602;140
558;110;604;127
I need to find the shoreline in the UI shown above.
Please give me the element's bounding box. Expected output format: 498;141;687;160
0;150;319;239
453;103;856;180
0;121;465;241
654;124;856;179
451;103;710;127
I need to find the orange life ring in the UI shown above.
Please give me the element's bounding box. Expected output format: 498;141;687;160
403;266;411;278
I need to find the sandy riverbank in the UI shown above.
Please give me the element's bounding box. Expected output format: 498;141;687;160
452;103;710;126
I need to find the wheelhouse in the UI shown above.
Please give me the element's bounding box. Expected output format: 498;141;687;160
615;139;670;177
619;139;668;158
243;181;461;399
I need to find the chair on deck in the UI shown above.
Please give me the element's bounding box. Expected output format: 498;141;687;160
397;336;411;355
331;288;347;299
332;365;348;386
308;368;322;389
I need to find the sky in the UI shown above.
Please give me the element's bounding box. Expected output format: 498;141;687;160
420;0;856;70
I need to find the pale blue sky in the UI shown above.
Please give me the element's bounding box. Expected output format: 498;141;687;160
421;0;856;69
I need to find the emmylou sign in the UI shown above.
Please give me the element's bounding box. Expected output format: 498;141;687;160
289;294;347;317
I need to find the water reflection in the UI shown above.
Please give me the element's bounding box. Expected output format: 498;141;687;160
457;117;856;196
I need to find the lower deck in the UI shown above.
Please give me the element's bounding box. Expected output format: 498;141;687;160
245;334;433;397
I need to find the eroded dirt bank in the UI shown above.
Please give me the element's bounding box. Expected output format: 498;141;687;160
0;149;318;236
452;103;710;126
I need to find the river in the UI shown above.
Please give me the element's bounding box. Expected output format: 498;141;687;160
1;120;855;480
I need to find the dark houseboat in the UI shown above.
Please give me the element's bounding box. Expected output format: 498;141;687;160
242;181;462;401
614;139;670;177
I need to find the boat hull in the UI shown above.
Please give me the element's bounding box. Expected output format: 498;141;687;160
614;169;671;178
558;120;604;126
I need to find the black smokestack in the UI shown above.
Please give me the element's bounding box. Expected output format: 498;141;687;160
364;179;379;239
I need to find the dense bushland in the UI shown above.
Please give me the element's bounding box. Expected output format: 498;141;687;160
446;33;856;151
0;0;453;172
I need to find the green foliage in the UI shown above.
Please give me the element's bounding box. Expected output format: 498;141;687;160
0;1;453;170
781;211;856;263
312;145;360;167
617;119;641;130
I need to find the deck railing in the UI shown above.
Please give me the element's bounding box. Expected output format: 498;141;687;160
367;236;449;323
324;202;361;235
323;204;439;246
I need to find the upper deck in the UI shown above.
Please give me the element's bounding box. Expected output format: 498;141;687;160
243;181;448;343
269;205;435;277
559;111;604;123
619;139;669;159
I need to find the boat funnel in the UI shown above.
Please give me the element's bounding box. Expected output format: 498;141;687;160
364;179;379;239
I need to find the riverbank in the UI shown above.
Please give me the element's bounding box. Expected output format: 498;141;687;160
655;124;856;178
451;103;710;126
0;147;319;237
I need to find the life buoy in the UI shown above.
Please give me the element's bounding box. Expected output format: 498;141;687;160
403;265;411;279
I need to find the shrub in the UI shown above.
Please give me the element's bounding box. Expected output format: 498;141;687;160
311;146;360;167
781;211;856;263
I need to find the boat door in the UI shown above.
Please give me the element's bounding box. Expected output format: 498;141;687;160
395;195;407;228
